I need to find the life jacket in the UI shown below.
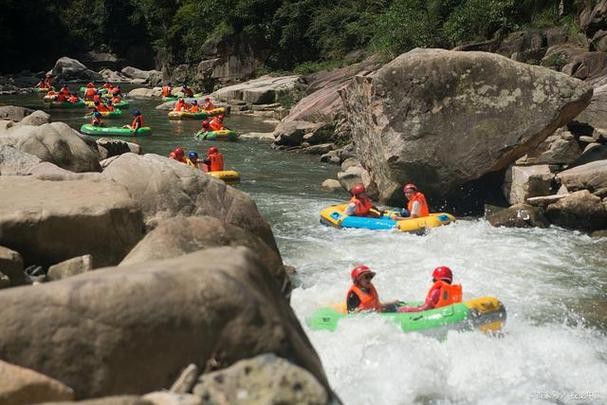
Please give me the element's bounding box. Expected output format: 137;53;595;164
68;95;78;103
427;280;462;309
106;104;115;112
209;118;223;131
111;96;121;104
96;104;108;112
175;101;185;112
189;105;200;112
209;153;224;172
350;195;373;216
60;87;69;96
201;121;210;131
203;102;214;111
347;284;381;312
407;192;429;217
85;88;96;98
161;86;171;97
131;115;144;129
111;87;120;95
93;95;101;103
56;94;67;102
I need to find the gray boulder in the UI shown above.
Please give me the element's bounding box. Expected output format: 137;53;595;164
0;122;101;172
0;145;42;175
575;83;607;130
516;128;581;165
47;255;94;281
50;57;102;82
20;110;51;126
321;179;342;191
120;216;290;297
502;165;556;205
0;360;74;404
121;66;162;82
570;144;607;167
545;190;607;231
96;138;142;160
128;88;163;98
341;49;593;205
0;106;34;122
99;68;131;83
273;121;324;147
0;246;24;285
101;154;277;251
487;203;550;228
192;354;329;405
0;176;144;267
41;396;151;405
212;75;301;105
0;247;329;399
557;160;607;191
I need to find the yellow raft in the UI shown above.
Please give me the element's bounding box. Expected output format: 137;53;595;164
320;203;455;233
208;170;240;183
168;107;225;120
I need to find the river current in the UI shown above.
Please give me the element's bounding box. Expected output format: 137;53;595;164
2;93;607;404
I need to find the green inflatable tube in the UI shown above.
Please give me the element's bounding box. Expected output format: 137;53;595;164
84;109;123;119
80;124;152;137
79;86;107;94
112;100;129;109
195;129;239;141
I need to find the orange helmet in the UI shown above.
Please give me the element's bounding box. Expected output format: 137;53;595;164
351;183;365;195
351;265;375;282
432;266;452;283
208;146;219;155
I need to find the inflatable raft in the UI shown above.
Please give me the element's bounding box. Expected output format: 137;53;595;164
85;109;123;119
320;203;455;233
46;100;86;109
79;124;151;137
208;170;240;183
79;86;107;94
195;129;239;141
85;100;129;109
168;107;225;120
307;296;506;335
34;87;53;93
162;96;178;102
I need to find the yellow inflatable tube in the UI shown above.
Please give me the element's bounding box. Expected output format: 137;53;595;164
208;170;240;183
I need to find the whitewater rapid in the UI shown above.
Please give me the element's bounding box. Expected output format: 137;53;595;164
257;192;607;405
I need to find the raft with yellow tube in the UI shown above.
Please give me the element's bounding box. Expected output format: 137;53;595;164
168;107;225;120
207;170;240;184
320;203;455;233
307;296;506;334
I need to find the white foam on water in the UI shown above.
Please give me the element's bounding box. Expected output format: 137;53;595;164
257;193;607;405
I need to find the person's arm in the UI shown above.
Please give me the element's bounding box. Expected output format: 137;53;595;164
410;201;421;218
344;202;356;216
347;291;361;313
399;288;439;313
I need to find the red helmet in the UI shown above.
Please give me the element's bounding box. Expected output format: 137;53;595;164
403;183;417;193
208;146;219;155
351;265;375;282
174;147;185;158
351;183;365;196
432;266;453;283
218;114;224;120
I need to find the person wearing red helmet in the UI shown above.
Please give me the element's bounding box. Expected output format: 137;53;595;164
168;146;186;163
347;265;401;313
202;146;224;172
398;266;462;313
402;183;429;218
202;97;215;111
209;114;224;131
344;183;382;217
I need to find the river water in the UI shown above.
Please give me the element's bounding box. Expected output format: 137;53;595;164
2;93;607;404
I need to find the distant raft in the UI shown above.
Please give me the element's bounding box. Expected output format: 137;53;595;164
46;100;86;109
79;124;151;137
85;100;129;109
307;296;506;335
195;129;239;141
85;109;123;119
168;107;225;120
320;203;455;233
207;170;240;183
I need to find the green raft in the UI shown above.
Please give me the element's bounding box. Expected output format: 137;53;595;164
195;129;239;141
79;86;107;94
46;100;86;109
80;124;152;137
307;297;506;335
84;109;123;119
162;96;178;102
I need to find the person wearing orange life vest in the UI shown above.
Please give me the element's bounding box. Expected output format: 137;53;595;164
84;83;97;100
103;82;112;90
55;92;67;102
189;100;200;112
202;146;224;172
111;95;122;105
93;94;101;104
347;265;401;313
401;183;429;218
202;97;214;111
67;94;79;103
105;100;115;112
123;110;144;132
201;119;211;132
94;100;109;112
208;114;224;131
161;82;173;97
91;111;104;127
168;147;186;163
174;98;187;112
110;85;121;97
398;266;462;313
345;183;383;217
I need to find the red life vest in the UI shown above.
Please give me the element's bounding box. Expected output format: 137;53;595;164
203;102;215;111
175;101;185;112
407;192;430;217
93;95;101;103
209;118;223;131
85;88;96;98
426;280;462;309
347;284;381;312
209;153;224;172
161;86;171;97
189;105;200;112
350;195;372;216
131;115;144;129
68;95;78;103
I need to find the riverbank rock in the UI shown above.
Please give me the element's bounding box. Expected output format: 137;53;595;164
101;153;277;250
503;165;556;205
575;83;607;129
121;66;162;85
580;1;607;38
20;110;51;126
516;128;582;165
120;216;291;297
99;68;131;83
0;106;34;122
487;203;550;228
212;75;301;105
96;138;142;160
557;160;607;191
0;145;43;175
128;87;163;98
545;190;607;231
0;176;143;267
50;57;102;82
192;354;329;405
0;360;74;404
321;179;342;191
47;255;94;281
0;247;330;399
0;122;101;172
0;246;24;286
41;395;151;405
341;48;593;207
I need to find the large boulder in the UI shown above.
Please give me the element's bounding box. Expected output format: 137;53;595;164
575;83;607;130
0;360;74;404
0;176;144;267
557;160;607;191
50;57;102;82
0;106;34;122
192;354;329;404
273;121;324;147
212;75;301;105
545;190;607;231
128;88;163;98
516;128;582;165
580;0;607;38
99;68;131;83
0;245;24;285
20;110;51;126
487;203;550;228
0;247;330;399
562;51;607;80
0;145;42;175
341;49;593;206
101;154;277;251
502;165;556;205
0;122;101;172
120;216;291;297
121;66;162;83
